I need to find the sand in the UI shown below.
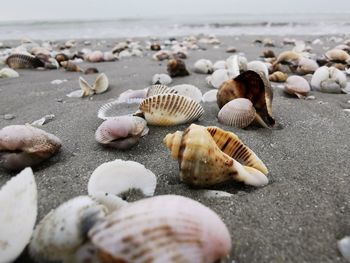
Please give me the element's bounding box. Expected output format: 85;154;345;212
0;35;350;263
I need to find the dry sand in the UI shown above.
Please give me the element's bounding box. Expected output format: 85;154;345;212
0;35;350;262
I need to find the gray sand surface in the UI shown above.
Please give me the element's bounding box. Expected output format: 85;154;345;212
1;35;350;262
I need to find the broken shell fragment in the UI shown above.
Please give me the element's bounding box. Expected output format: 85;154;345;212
284;76;310;99
6;54;44;69
194;59;214;74
167;58;190;77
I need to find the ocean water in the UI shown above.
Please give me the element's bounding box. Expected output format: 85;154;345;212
0;13;349;40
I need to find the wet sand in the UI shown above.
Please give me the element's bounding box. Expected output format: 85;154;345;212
1;35;350;262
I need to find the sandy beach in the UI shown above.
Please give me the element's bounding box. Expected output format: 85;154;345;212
1;35;350;262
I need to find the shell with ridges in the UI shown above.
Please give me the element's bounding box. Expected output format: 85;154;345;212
171;84;202;103
88;195;231;263
284;76;310;98
146;84;176;97
6;54;44;69
139;94;204;126
269;71;288;82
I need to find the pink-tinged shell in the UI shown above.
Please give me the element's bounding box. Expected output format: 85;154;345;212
0;125;61;171
87;51;104;62
88;195;231;263
218;98;256;128
95;116;148;149
296;57;319;75
284;76;310;98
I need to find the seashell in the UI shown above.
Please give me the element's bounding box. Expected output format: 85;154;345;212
269;71;288;82
64;39;75;48
0;124;61;171
263;38;274;47
217;70;276;128
226;55;242;78
55;53;69;64
60;60;83;72
207;69;230;89
139;93;204;126
247;60;269;78
335;44;350;53
152;50;171;61
0;168;37;262
171;84;202;103
88;194;231;263
151;73;172;85
167;58;190;77
263;49;275;58
79;73;109;95
338;236;350;262
218;98;256;128
31;114;55;126
273;51;300;72
325;48;350;63
112;42;128;53
84;67;99;75
29;196;107;262
202;89;218;102
95;116;148;149
6;54;44;69
194;59;214;74
146;84;176;97
213;60;227;70
284;76;310;99
311;66;347;93
87;50;104;62
88;159;157;197
226;46;237;53
164;124;268;186
150;43;161;51
103;51;117;62
296;57;319;75
0;67;19;78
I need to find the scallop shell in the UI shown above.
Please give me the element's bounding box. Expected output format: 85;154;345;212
146;84;176;97
0;67;19;78
218;98;256;128
0;168;37;263
167;58;190;77
152;73;172;85
88;159;157;197
139;93;204;126
88;195;231;263
269;71;288;82
6;54;44;69
217;70;276;128
247;60;269;78
325;49;350;63
164;124;268;187
207;69;230;89
284;76;310;98
29;196;108;262
194;59;214;74
60;60;83;72
311;66;347;93
296;57;319;75
171;84;202;103
202;89;218;102
95;116;148;149
0;124;62;171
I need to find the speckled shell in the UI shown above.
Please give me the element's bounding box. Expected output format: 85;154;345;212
167;58;190;77
139;94;204;126
6;54;44;69
171;84;203;103
325;49;350;63
88;195;231;263
269;71;288;82
61;61;83;72
217;70;276;128
284;76;310;98
146;84;177;97
164;124;268;187
311;66;347;93
194;59;214;74
218;98;256;128
0;125;61;171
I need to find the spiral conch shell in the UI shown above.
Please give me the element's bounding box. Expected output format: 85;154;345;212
164;124;268;187
88;195;231;263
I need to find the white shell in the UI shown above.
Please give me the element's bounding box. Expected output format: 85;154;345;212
311;66;347;93
247;60;269;78
29;196;107;262
284;76;310;98
92;73;109;94
0;67;19;78
297;57;319;75
338;236;350;262
226;55;241;78
88;159;157;197
202;89;218;102
213;60;227;70
194;59;214;74
146;84;176;97
78;77;94;96
0;168;37;263
208;69;230;89
66;89;84;98
152;73;172;85
171;84;203;103
218;98;256;128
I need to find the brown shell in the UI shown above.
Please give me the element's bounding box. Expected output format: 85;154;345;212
269;71;288;82
6;54;44;69
272;51;300;72
55;53;69;64
263;50;276;58
217;70;276;128
167;58;190;77
60;61;83;72
84;67;99;75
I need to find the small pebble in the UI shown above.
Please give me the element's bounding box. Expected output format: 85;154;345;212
56;98;63;103
226;46;237;53
4;114;15;120
305;95;316;100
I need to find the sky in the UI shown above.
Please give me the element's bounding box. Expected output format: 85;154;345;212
1;0;350;21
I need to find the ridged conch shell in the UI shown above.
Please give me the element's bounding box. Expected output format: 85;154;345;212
88;195;231;263
60;60;83;72
0;124;61;171
79;73;109;95
207;69;230;89
29;196;107;262
284;76;310;98
217;70;276;128
296;57;319;75
218;98;256;128
311;66;347;93
95;116;148;149
325;49;350;63
0;168;37;263
139;93;204;126
202;89;218;102
171;84;202;103
167;58;190;77
194;59;214;74
0;67;19;78
88;159;157;197
247;60;269;78
6;54;44;69
269;71;288;82
164;124;268;187
152;73;172;85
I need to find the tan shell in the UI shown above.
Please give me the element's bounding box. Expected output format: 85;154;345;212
273;51;300;72
269;71;288;82
6;54;44;69
60;61;83;72
284;76;310;98
163;124;268;187
325;49;350;63
139;94;204;126
218;98;256;128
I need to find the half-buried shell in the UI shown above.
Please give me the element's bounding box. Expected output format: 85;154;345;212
0;68;19;78
6;54;44;69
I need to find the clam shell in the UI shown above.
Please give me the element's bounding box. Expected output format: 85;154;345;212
139;93;204;126
152;73;172;85
296;57;319;75
87;50;104;62
146;84;176;97
88;159;157;197
226;55;241;78
247;60;269;78
164;124;268;187
208;69;230;89
88;195;231;263
171;84;202;103
218;98;256;128
167;58;190;77
284;76;310;98
0;168;37;262
194;59;214;74
311;66;347;93
273;51;300;73
29;196;107;262
0;67;19;78
202;89;218;102
92;73;109;94
61;61;83;72
78;76;94;96
269;71;288;82
325;48;350;63
6;54;44;69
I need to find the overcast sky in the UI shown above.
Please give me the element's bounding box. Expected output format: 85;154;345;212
1;0;350;21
